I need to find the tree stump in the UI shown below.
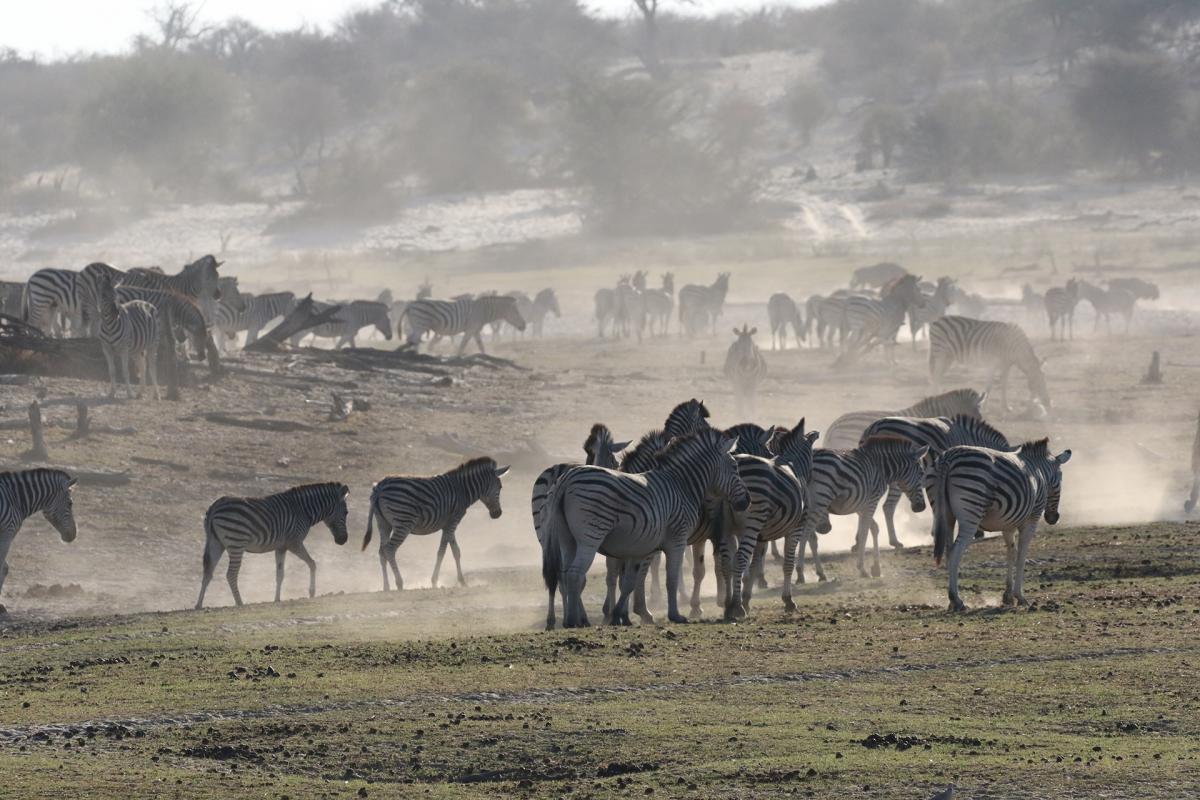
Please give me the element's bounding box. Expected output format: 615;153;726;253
23;401;48;461
1141;351;1163;385
72;402;89;439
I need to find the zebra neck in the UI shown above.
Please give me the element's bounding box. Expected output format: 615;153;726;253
452;470;486;505
1;476;54;520
657;457;715;506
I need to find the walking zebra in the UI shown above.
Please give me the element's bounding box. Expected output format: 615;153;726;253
534;424;630;630
196;482;350;609
933;439;1070;611
217;292;297;348
114;285;210;362
850;261;907;289
929;315;1051;411
294;300;392;348
824;388;987;450
724;325;767;416
908;277;955;347
519;288;561;337
22;268;85;335
780;438;927;606
364;458;510;591
842;274;926;362
678;272;730;337
642;273;675;336
1185;411;1200;514
806;293;848;349
400;296;525;355
0;469;77;611
96;276;161;400
767;293;805;350
543;427;748;628
1077;280;1136;336
1044;279;1080;341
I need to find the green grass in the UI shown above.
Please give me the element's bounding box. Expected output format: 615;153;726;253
3;523;1200;798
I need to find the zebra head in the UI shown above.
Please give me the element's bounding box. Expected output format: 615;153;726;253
583;423;629;469
417;280;433;300
1023;440;1072;525
723;422;774;457
1030;359;1053;409
884;273;926;310
496;296;526;332
44;472;79;543
326;483;351;545
483;463;510;519
661;272;674;295
663;399;711;438
899;445;929;513
370;302;394;340
219;277;248;313
186;255;224;301
535;288;560;318
769;418;820;481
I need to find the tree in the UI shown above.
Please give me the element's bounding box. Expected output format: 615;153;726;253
136;2;212;51
632;0;694;79
782;79;829;146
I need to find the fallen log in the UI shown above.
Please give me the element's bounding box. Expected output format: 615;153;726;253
0;464;132;486
244;295;344;353
200;412;316;433
131;456;191;472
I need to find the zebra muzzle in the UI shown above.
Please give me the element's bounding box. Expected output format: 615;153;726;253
489;509;503;519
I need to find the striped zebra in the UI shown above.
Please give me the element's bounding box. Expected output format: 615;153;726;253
907;277;955;347
122;255;224;323
1077;280;1136;336
780;438;928;607
196;482;350;609
594;285;618;338
363;458;510;591
520;288;560;337
78;262;127;335
534;424;630;630
1044;279;1080;341
96;277;161;400
22;268;85;335
642;273;675;336
293;300;392;348
400;296;526;355
663;397;711;438
724;325;767;417
0;469;77;611
929;315;1051;411
114;285;210;362
933;439;1071;611
824;388;987;450
217;292;297;348
1108;277;1158;300
767;293;805;350
678;272;730;337
806;293;850;349
614;274;646;342
543;427;748;628
842;274;925;362
850;261;907;289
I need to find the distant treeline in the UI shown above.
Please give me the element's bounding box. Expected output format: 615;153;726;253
2;0;1198;235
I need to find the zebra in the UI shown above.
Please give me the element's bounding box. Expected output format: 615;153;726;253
806;294;848;349
196;482;350;609
96;276;161;400
614;274;646;341
850;261;907;289
724;325;767;416
1107;277;1158;301
399;296;526;355
121;255;224;322
1021;283;1043;313
114;285;210;362
1186;411;1200;514
542;427;749;628
521;288;561;337
1044;279;1080;341
534;424;630;630
907;277;955;347
767;293;805;350
363;458;510;591
78;262;128;335
933;439;1071;611
0;469;77;611
780;438;928;607
595;285;617;338
824;388;987;450
642;273;675;336
841;274;925;362
678;272;730;337
929;315;1051;411
217;292;297;348
1077;280;1136;336
294;300;392;348
22;268;85;335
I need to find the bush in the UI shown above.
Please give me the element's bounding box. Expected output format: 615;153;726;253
781;80;829;145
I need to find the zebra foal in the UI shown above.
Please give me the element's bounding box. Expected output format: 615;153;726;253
364;458;510;591
196;482;350;609
97;276;161;400
724;325;767;417
932;439;1070;611
0;469;78;612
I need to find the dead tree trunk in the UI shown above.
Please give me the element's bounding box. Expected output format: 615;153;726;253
23;401;48;461
160;335;181;401
73;402;89;438
1142;351;1163;385
244;295;344;353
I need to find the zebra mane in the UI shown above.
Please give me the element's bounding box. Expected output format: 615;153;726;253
655;427;728;466
663;398;710;436
858;436;922;456
950;415;1011;448
908;388;983;417
723;422;773;457
282;481;348;499
0;467;73;485
583;423;614;454
450;457;499;479
1018;438;1051;459
621;429;670;472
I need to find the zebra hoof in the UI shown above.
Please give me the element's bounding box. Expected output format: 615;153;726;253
668;613;689;624
1002;591;1014;606
870;564;881;579
817;574;828;583
1015;595;1029;607
458;578;468;587
889;540;905;550
948;599;967;613
689;606;704;620
782;598;796;613
755;578;769;590
637;613;656;625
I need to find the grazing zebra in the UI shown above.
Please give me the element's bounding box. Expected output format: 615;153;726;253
543;427;749;628
780;439;928;606
295;300;392;348
217;292;297;348
0;469;78;610
1186;411;1200;514
114;286;210;362
534;424;630;630
824;388;987;450
908;277;955;347
400;296;526;355
1043;279;1079;341
724;325;767;416
933;439;1070;611
122;255;224;322
1108;277;1159;301
767;293;805;350
850;261;907;289
929;315;1051;411
642;273;675;336
196;482;350;609
806;294;848;349
96;277;161;400
842;274;925;362
721;418;819;620
678;272;730;337
1077;280;1136;336
22;268;85;335
363;458;510;591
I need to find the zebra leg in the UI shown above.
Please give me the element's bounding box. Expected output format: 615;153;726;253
689;539;706;620
753;541;768;589
447;535;467;586
631;558;655;625
603;556;619;624
869;518;882;578
146;346;160;401
946;520;978;612
725;533;755;621
810;530;828;581
274;548;286;603
1002;528;1017;606
102;345;118;397
780;523;810;611
380;528;406;591
120;348;135;399
289;541;318;598
882;485;904;548
1185;474;1200;513
770;540;783;562
648;552;663;608
663;543;688;624
1012;519;1039;606
0;530;15;604
854;514;872;578
225;550;245;607
563;543;600;628
195;536;224;610
431;530;451;588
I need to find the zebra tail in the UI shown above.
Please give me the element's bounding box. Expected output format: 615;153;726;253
202;511;216;572
541;480;568;596
362;492;378;551
932;458;953;566
20;282;29;323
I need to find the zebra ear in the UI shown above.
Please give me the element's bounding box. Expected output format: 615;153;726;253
806;431;820;444
722;436;739;454
732;327;739;336
749;327;757;336
612;440;632;452
1054;450;1072;465
65;477;78;489
495;465;511;478
915;445;931;463
977;390;989;405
